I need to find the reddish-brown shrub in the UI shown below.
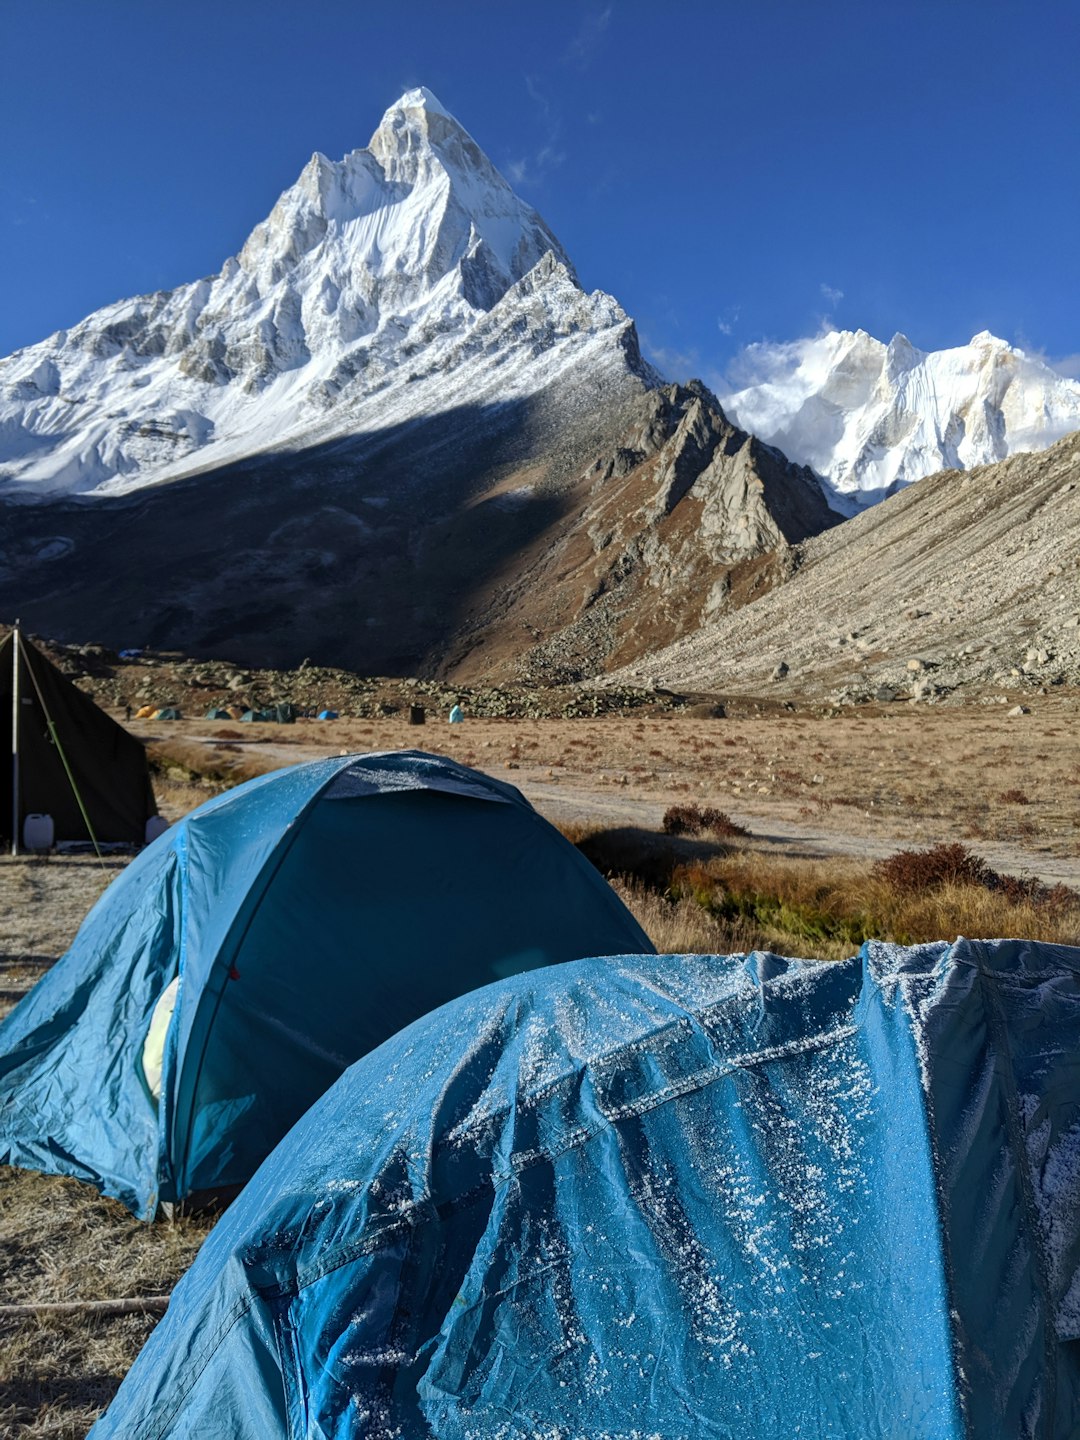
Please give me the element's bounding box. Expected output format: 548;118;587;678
662;804;750;839
873;843;990;893
874;842;1078;912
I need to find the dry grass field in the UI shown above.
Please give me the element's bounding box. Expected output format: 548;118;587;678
142;692;1080;880
1;696;1077;1433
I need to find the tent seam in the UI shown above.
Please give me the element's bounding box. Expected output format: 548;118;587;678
266;1023;860;1297
137;1289;259;1440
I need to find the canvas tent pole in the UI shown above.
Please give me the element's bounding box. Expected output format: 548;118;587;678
10;619;19;856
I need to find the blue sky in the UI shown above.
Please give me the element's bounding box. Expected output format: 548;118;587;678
2;0;1078;386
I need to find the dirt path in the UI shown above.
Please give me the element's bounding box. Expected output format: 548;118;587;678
510;774;1080;887
168;712;1080;890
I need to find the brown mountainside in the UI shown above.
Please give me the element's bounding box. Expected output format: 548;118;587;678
441;383;838;683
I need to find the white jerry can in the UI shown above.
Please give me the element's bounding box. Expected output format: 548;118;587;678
23;813;55;851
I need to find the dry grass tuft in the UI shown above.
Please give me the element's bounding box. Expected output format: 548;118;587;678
873;842;1078;913
872;842;994;894
672;849;1080;961
611;878;757;955
145;737;278;819
570;823;1080;963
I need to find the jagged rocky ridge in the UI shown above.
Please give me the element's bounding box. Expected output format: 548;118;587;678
723;329;1080;513
442;382;839;683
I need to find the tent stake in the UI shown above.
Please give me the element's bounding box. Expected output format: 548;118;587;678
10;618;19;856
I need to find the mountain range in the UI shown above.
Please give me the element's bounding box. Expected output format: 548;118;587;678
1;87;1077;691
723;328;1080;513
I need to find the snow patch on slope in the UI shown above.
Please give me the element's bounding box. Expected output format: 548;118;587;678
0;88;649;499
722;329;1080;514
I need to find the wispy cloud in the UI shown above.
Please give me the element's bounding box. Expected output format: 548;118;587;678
998;330;1080;382
639;333;700;381
5;191;39;227
563;4;613;67
506;75;566;189
716;306;741;337
820;282;844;308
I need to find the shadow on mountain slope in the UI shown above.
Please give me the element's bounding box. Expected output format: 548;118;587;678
0;395;590;673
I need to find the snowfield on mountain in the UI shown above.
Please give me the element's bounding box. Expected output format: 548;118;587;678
0;88;648;498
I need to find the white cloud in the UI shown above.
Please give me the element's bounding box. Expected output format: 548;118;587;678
820;282;844;307
1004;331;1080;382
721;326;839;394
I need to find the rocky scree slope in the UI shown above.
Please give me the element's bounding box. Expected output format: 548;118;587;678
611;430;1080;702
723;328;1080;514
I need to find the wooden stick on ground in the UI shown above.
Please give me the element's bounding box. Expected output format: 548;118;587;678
0;1295;170;1318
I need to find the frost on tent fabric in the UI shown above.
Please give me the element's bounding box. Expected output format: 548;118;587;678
92;939;1080;1439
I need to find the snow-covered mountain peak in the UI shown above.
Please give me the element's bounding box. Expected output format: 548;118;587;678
0;87;641;498
884;332;921;378
723;328;1080;513
393;85;450;116
368;86;486;180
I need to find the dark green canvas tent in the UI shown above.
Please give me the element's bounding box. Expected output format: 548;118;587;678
0;627;158;847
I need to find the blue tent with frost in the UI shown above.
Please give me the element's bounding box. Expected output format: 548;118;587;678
0;751;652;1218
93;937;1080;1438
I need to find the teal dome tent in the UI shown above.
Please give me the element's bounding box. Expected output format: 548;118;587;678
0;751;653;1217
91;939;1080;1438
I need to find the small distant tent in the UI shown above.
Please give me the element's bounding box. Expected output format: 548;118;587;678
0;626;157;848
317;708;338;720
0;751;653;1216
90;938;1080;1439
151;707;182;721
204;707;232;720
